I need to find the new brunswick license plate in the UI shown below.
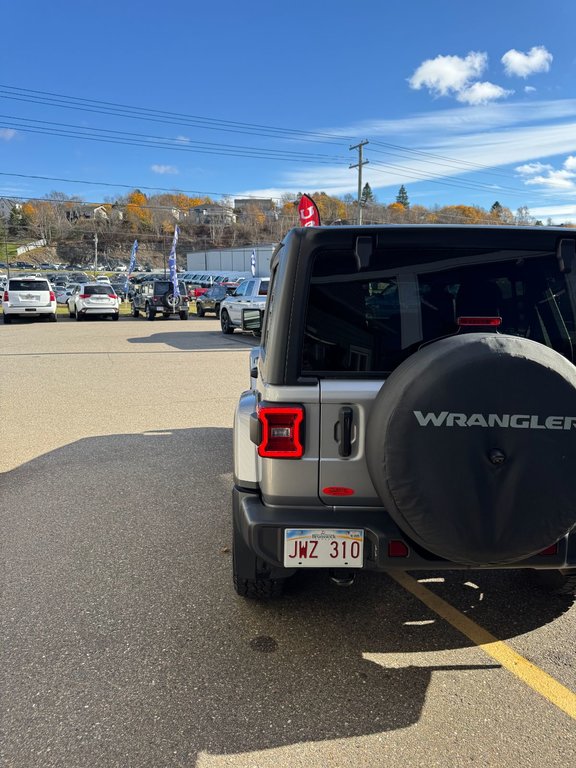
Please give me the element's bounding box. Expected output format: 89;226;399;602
283;529;364;568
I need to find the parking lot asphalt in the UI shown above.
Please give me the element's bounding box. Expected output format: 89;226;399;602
1;316;575;768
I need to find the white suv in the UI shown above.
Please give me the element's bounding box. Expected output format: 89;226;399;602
2;276;57;324
67;282;120;321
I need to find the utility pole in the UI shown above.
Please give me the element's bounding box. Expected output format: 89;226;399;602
350;140;369;225
93;232;98;276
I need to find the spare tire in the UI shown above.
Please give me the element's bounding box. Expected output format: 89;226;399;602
366;333;576;565
163;291;180;310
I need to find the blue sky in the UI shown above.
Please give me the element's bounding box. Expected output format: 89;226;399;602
2;1;576;222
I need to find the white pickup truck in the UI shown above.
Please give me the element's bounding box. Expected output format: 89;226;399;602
219;277;269;334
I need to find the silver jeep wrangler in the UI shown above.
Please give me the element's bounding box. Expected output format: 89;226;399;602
232;225;576;599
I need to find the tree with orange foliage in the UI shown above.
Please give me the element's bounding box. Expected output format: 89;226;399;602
125;189;152;231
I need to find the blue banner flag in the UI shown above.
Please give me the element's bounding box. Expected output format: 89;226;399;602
250;249;256;276
168;225;180;297
125;239;138;292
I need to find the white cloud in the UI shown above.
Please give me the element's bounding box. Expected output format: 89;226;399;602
501;46;553;78
515;162;553;175
530;204;576;222
525;170;575;190
524;86;536;93
151;164;178;175
409;52;487;97
515;155;576;192
456;82;512;105
0;128;16;141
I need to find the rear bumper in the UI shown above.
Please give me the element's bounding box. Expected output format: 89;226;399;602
3;305;55;315
78;307;118;315
233;486;576;571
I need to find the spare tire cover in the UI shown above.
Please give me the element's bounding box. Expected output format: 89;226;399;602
366;334;576;565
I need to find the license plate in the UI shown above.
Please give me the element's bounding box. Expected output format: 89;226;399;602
283;529;364;568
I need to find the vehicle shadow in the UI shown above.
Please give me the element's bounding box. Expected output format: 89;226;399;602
1;427;572;766
126;329;259;350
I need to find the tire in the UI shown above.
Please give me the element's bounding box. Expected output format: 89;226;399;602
163;291;180;310
196;303;205;317
146;304;155;321
179;310;189;320
365;333;576;566
214;303;221;319
3;314;11;324
48;313;57;322
68;306;75;318
112;312;119;321
532;569;576;598
220;309;234;334
131;304;140;318
76;310;83;321
232;520;286;599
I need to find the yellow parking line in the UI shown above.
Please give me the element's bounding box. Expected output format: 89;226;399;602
390;570;576;720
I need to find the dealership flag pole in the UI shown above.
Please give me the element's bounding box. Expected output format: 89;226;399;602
124;239;139;295
168;225;180;298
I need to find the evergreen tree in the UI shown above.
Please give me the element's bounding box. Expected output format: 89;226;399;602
361;183;375;207
396;185;409;209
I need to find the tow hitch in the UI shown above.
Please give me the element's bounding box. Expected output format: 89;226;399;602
329;569;356;587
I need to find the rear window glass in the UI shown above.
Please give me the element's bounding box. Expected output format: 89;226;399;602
84;285;113;295
9;280;50;291
258;281;269;296
301;248;576;376
153;281;185;294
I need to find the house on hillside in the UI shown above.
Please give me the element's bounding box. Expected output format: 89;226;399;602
66;204;112;222
189;204;236;225
234;197;277;221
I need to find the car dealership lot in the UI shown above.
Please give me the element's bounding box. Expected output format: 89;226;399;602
0;318;575;767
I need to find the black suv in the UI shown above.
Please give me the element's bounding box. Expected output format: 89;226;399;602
232;225;576;599
131;279;189;320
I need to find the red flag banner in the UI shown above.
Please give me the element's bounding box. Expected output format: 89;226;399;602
298;194;321;227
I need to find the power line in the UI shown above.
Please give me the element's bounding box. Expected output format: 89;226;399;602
0;172;300;203
0;116;350;165
368;160;532;200
0;83;539;189
0;84;351;145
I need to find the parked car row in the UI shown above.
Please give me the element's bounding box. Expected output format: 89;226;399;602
2;275;270;331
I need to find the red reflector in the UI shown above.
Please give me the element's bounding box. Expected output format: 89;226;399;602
388;540;409;557
323;486;355;496
539;543;558;556
457;316;502;327
258;406;304;458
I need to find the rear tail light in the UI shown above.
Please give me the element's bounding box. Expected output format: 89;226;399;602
457;316;502;327
49;290;56;301
3;291;8;301
539;543;558;556
258;405;304;458
79;294;89;299
108;293;117;299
